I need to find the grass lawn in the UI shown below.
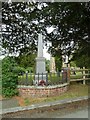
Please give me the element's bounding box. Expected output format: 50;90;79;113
15;83;88;106
70;71;83;79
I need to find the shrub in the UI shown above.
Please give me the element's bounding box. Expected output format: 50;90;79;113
26;67;33;73
2;56;18;97
14;66;25;75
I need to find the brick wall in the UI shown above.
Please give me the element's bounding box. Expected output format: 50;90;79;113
18;83;69;98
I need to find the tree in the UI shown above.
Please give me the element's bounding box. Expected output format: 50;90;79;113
2;2;90;61
70;61;76;68
2;2;39;55
55;55;62;72
41;2;90;57
72;53;90;69
45;59;50;72
15;53;36;71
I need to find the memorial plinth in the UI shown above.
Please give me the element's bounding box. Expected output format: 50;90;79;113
50;57;56;73
34;33;47;85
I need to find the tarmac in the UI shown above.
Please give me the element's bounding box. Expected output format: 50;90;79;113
0;96;88;115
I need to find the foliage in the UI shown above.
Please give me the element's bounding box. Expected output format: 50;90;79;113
2;56;18;97
24;98;30;106
15;53;36;71
14;66;25;75
2;2;90;63
70;61;76;67
26;67;34;73
0;59;2;95
43;3;90;57
74;55;90;68
45;59;50;72
55;55;62;72
71;47;90;68
2;2;38;56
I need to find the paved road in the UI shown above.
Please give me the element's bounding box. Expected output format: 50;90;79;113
57;108;88;118
12;107;88;118
1;96;88;118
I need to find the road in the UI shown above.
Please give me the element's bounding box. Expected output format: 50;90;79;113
12;107;88;118
56;107;88;118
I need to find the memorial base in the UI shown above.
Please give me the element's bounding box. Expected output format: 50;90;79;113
34;74;47;86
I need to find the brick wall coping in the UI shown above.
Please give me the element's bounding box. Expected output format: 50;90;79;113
17;83;69;89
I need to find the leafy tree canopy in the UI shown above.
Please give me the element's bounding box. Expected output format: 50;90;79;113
71;49;90;68
15;53;36;69
2;2;90;60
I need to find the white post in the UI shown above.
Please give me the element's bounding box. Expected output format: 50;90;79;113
37;33;43;57
34;33;47;85
83;67;86;85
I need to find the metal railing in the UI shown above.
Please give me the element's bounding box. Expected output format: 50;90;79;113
18;68;90;86
18;71;68;86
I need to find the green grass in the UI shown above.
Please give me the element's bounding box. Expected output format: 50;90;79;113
70;72;83;79
44;83;88;102
70;71;90;79
24;98;30;106
23;83;88;106
70;75;83;79
18;74;34;85
48;73;62;85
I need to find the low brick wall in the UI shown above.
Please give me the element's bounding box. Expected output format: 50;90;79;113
18;83;69;98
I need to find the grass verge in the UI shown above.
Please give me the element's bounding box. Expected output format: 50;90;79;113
18;83;88;106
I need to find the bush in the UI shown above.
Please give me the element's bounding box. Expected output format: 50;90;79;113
14;66;25;75
26;67;33;73
2;56;18;97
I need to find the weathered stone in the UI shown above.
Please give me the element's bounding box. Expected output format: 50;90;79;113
50;57;56;73
34;33;47;85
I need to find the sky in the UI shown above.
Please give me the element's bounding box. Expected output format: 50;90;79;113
43;26;55;60
43;47;50;60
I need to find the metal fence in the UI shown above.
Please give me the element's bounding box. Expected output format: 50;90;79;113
18;68;90;86
18;71;68;86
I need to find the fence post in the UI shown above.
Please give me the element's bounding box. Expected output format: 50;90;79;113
30;72;33;85
57;70;60;83
83;67;86;85
38;73;39;85
49;72;52;85
33;73;35;85
42;72;43;80
46;72;48;85
62;67;70;83
25;71;28;86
